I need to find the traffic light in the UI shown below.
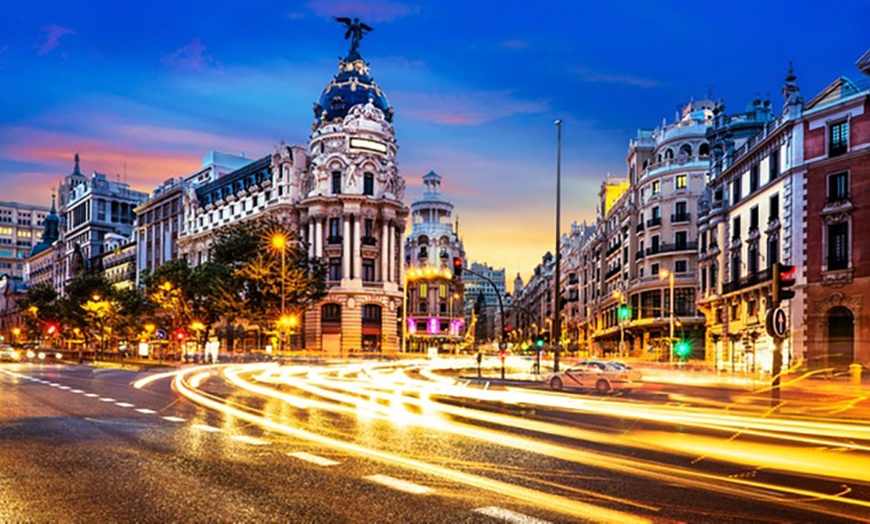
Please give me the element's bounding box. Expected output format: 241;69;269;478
535;337;544;348
176;330;186;341
503;325;511;335
453;257;463;277
618;305;631;321
772;263;796;305
674;340;691;359
46;323;58;335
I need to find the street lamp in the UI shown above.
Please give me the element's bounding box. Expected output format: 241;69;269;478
659;269;675;364
553;118;563;372
271;233;288;353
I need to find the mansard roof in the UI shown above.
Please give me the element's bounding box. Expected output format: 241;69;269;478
195;155;271;207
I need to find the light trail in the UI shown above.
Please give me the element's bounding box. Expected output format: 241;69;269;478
173;365;648;524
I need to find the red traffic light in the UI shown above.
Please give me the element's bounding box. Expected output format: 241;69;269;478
503;325;511;333
773;263;797;304
175;330;186;340
452;257;463;277
46;324;58;334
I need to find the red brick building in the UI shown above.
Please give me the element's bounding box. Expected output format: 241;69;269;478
801;50;870;369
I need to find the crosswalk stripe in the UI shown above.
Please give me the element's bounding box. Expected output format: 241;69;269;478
473;507;551;524
287;452;340;466
364;475;432;495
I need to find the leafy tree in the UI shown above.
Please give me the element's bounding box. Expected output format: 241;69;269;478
18;282;61;342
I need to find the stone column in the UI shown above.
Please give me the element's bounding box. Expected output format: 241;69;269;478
314;220;323;259
397;225;404;284
342;216;351;279
381;221;389;283
353;215;362;281
308;221;315;258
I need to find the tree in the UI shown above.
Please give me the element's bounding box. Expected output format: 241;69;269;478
18;282;61;343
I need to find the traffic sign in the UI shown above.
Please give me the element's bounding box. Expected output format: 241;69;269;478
155;329;166;340
766;308;788;339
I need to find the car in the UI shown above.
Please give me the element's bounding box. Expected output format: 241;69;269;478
0;346;21;362
544;359;642;394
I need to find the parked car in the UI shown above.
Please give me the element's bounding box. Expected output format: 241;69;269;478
544;359;642;394
0;346;21;362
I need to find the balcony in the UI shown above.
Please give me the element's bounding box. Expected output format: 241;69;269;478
361;236;377;246
646;241;698;256
605;266;621;279
646;216;662;228
636;222;645;233
635;250;645;260
722;267;772;295
327;235;343;245
671;212;691;224
606;243;620;256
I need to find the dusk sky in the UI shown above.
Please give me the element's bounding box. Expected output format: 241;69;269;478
1;1;868;289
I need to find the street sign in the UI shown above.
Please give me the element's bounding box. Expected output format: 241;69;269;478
766;308;788;339
155;329;166;340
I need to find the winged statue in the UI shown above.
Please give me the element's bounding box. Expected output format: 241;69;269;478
335;17;373;56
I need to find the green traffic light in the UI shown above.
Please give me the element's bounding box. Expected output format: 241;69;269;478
674;340;691;359
618;305;630;320
535;339;544;347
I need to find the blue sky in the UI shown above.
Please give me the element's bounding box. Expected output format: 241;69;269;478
1;0;868;286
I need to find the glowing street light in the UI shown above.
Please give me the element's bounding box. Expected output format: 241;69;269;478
271;232;289;352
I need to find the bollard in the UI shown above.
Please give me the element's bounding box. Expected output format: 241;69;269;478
850;363;862;385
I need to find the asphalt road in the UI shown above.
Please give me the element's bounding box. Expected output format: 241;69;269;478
2;362;869;523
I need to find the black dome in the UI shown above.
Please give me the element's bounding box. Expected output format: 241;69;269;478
314;58;392;125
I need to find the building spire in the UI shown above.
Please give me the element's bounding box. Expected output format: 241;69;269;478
72;152;82;176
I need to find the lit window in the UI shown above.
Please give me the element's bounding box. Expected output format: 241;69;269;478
829;120;849;157
675;174;687;189
652;180;660;193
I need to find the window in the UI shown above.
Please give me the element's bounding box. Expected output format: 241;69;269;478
673;201;689;222
328;218;342;244
332;171;342;194
769;148;780;181
439;284;447;298
362;258;376;281
676;174;687;189
730;252;740;284
749;164;759;192
767;235;780;268
420;283;428;298
732;216;741;241
748;243;759;275
652;180;660;194
363;172;374;196
675;231;687;250
731;177;742;205
675;260;687;273
769;194;780;222
827;222;849;270
750;206;759;231
828;172;849;201
322;303;342;322
651;263;659;277
710;263;718;293
829;120;849;157
328;257;342;281
701;266;707;292
730;303;740;321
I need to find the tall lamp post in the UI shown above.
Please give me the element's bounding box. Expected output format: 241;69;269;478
553;119;563;372
659;269;675;364
271;233;288;353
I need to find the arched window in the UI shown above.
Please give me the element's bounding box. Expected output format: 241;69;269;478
322;303;341;323
419;302;428;313
679;144;692;157
440;302;447;314
665;149;674;160
362;304;381;325
699;143;710;157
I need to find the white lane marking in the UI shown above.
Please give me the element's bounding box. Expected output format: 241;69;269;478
364;475;433;495
71;389;84;394
115;402;135;408
58;386;70;390
287;452;340;466
231;435;269;445
84;393;99;398
162;416;186;423
473;507;552;524
135;408;157;414
49;383;60;387
99;398;116;402
192;424;221;433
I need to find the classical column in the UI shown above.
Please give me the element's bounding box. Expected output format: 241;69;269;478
381;221;390;283
353;215;362;280
397;225;404;284
342;216;351;279
308;221;315;258
314;219;323;259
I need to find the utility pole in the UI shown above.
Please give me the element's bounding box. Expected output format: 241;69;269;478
553;119;563;373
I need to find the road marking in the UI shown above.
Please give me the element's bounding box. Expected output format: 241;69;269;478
99;398;116;402
135;408;157;414
231;435;269;445
162;416;186;423
287;452;340;466
473;507;551;523
192;424;221;433
71;389;84;394
84;393;99;397
115;402;135;408
364;475;433;495
58;386;70;390
49;383;59;387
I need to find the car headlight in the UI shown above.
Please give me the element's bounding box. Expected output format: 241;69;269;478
38;352;46;360
26;350;35;359
55;353;62;360
10;351;19;359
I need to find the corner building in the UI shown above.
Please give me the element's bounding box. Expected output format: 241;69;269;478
179;40;408;354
